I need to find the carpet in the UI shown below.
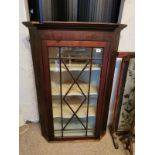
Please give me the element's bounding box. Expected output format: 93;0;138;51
19;123;130;155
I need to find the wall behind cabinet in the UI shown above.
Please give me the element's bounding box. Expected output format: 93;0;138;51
19;0;39;126
118;0;135;52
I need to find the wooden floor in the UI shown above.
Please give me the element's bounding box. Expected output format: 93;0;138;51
19;123;131;155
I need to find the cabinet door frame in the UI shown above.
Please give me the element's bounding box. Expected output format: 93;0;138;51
41;40;111;140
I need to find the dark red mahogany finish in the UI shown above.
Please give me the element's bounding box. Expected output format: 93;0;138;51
23;21;126;141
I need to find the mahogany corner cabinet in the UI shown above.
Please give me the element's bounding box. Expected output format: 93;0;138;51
23;22;126;141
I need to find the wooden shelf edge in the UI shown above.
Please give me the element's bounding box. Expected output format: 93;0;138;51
22;21;127;31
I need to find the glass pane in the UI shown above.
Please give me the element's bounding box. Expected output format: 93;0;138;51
49;47;59;58
48;46;104;138
61;47;91;58
92;48;103;65
87;48;103;134
48;47;61;137
92;48;103;59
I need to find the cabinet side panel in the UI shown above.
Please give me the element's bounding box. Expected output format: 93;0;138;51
101;32;120;132
95;42;112;138
29;29;52;140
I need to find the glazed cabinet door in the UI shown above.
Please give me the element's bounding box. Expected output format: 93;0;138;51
42;41;111;140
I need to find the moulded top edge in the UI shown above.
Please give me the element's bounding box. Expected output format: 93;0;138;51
22;21;127;31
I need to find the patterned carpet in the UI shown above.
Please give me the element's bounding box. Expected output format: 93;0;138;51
19;123;130;155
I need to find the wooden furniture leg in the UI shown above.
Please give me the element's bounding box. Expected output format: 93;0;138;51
109;125;119;149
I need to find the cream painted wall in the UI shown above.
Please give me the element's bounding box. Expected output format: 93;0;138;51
118;0;135;52
19;0;39;126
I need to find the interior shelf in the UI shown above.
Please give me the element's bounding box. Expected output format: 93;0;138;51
53;117;96;131
54;130;94;137
51;82;98;96
50;63;100;72
53;104;96;118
